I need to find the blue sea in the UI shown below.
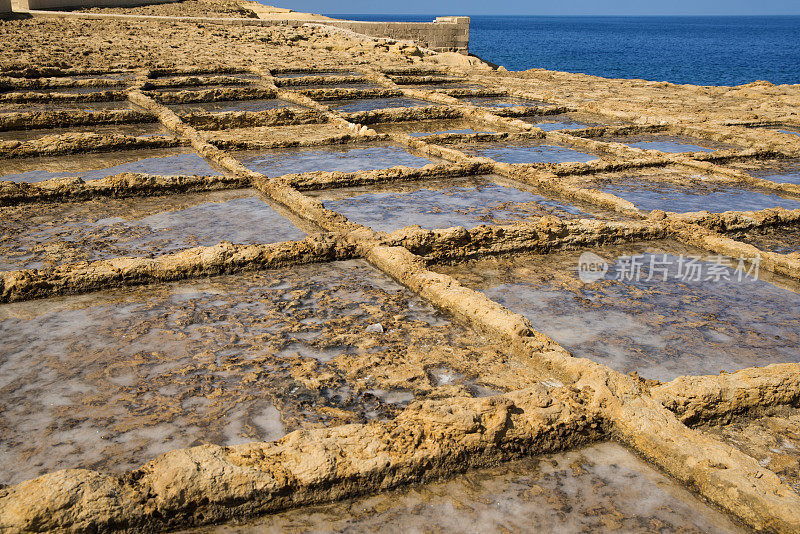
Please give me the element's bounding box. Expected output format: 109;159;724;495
328;15;800;86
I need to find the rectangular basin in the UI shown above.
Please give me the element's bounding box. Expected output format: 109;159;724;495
0;148;218;183
436;240;800;381
235;143;439;177
309;175;615;232
0;189;306;271
0;260;531;486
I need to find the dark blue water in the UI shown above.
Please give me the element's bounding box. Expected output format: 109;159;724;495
329;15;800;86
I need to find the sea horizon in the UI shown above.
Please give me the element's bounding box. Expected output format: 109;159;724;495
327;14;800;86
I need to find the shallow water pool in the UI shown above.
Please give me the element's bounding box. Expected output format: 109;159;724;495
0;148;218;183
459;140;600;164
0;189;306;270
170;98;301;114
310;175;602;232
437;240;800;381
236;143;438;176
331;97;436;113
194;442;743;533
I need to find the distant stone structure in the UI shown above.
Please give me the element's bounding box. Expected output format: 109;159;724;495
0;0;13;13
320;17;470;54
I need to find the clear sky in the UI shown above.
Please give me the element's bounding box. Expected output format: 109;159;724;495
275;1;800;16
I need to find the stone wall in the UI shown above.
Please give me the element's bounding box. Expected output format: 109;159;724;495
323;17;470;54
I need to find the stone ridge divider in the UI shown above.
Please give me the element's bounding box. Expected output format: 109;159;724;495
205;131;360;150
652;363;800;425
0;386;604;532
0;76;128;90
340;104;467;126
0;109;154;131
0;88;128;102
182;108;328;131
383;218;669;262
203;130;361;151
298;87;403;101
673;206;800;233
280;162;493;191
141;74;254;91
0;131;185;159
0;236;355;303
443;87;507;98
0;172;248;205
146;86;276;105
273;75;367;88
